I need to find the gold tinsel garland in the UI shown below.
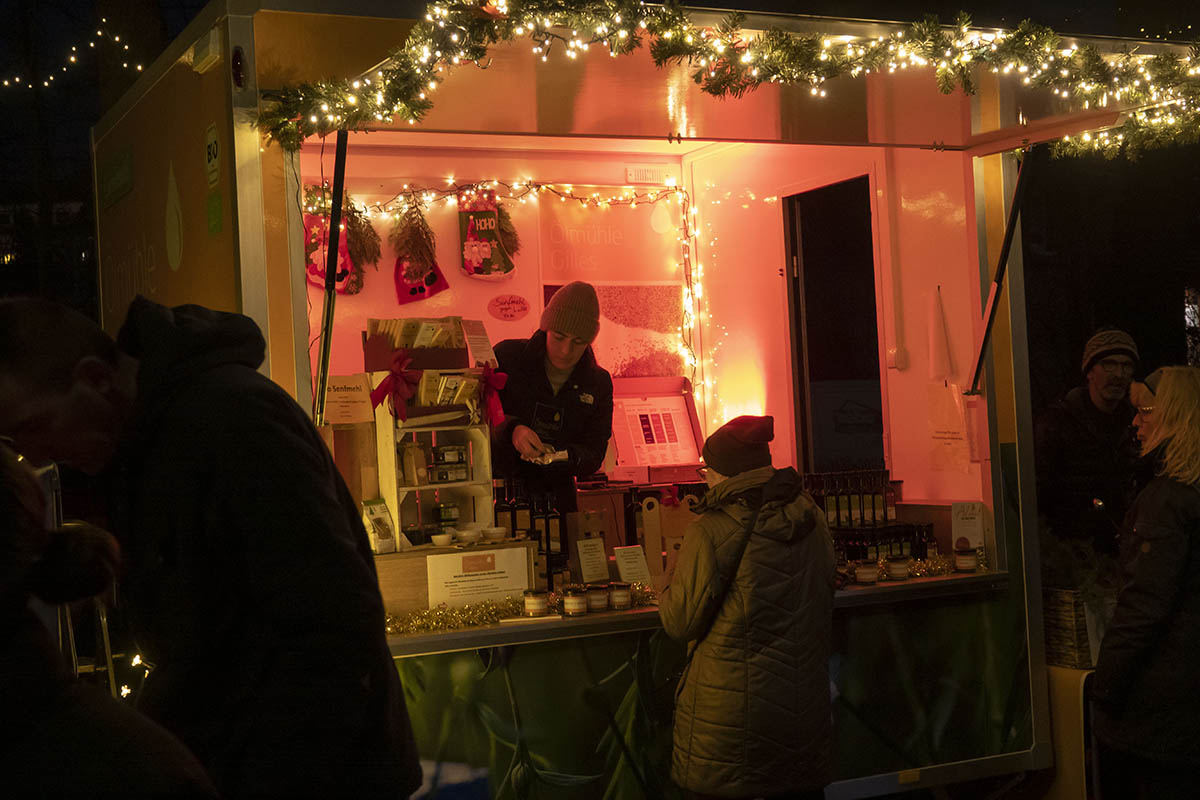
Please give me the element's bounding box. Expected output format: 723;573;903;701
386;582;658;636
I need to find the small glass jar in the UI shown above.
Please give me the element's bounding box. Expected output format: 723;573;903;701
855;560;878;585
433;444;467;465
886;555;909;581
563;585;588;617
435;503;460;523
523;589;549;617
609;581;632;610
587;584;610;612
954;548;979;573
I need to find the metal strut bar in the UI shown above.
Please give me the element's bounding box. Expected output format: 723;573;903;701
965;146;1034;396
313;129;350;425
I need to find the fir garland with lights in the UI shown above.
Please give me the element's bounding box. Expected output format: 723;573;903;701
256;2;1200;159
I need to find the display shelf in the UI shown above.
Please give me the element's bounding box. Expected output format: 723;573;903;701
388;606;662;658
396;422;488;434
387;572;1009;658
396;479;491;493
834;571;1009;609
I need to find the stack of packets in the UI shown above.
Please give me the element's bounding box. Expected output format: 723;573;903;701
416;371;479;409
368;316;467;351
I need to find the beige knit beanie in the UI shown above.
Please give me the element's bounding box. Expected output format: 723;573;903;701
1081;328;1139;375
540;282;600;343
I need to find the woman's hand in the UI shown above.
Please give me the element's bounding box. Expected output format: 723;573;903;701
512;424;553;462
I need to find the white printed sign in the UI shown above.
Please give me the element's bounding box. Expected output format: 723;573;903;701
614;545;653;585
576;537;610;583
426;547;529;609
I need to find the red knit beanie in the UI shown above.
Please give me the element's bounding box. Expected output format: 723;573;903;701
702;415;774;477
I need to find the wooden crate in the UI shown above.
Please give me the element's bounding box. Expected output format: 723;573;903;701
375;540;537;616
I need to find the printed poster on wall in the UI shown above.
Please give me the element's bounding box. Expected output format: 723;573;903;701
539;192;680;284
545;284;685;379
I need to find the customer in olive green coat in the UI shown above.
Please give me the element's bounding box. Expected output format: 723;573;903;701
660;415;835;800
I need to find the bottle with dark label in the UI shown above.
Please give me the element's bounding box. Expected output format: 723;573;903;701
848;473;863;528
824;474;840;529
513;480;532;538
864;528;878;564
837;475;851;529
494;478;513;535
546;492;563;555
532;494;549;555
625;488;644;548
872;470;886;527
924;524;939;558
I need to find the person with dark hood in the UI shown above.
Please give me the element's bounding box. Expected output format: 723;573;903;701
492;281;614;513
0;296;421;799
1034;328;1140;554
1092;366;1200;798
1;444;218;798
659;415;835;800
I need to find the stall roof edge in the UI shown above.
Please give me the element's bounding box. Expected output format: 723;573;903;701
92;1;1198;150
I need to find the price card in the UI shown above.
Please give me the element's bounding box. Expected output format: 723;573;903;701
614;545;653;585
576;537;610;583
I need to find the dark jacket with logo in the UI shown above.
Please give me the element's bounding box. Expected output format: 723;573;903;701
109;297;421;798
1034;386;1138;553
660;466;836;797
493;331;614;510
1092;473;1200;766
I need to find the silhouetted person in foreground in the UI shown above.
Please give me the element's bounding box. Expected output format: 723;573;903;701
1;444;218;798
1092;366;1200;798
1035;328;1140;555
0;297;421;798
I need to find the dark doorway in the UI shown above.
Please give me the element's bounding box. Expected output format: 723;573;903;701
785;175;886;472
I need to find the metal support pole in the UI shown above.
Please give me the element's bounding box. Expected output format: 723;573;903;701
966;146;1034;396
313;129;350;425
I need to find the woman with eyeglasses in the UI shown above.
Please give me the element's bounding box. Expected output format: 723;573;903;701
1092;366;1200;798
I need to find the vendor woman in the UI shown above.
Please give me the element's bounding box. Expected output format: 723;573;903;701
493;281;613;512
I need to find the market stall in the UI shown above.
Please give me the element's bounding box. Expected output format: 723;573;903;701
89;1;1199;797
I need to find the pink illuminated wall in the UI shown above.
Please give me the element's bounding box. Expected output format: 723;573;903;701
685;139;989;503
298;139;687;382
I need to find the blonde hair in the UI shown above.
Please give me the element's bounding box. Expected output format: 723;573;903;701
1141;366;1200;487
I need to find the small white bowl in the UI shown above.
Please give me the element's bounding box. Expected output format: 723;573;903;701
430;532;454;547
482;526;507;541
455;529;482;544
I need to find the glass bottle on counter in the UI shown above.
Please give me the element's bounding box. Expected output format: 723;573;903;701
625;489;644;548
885;479;900;522
494;479;513;535
512;480;532;538
923;524;939;559
872;470;887;527
848;474;863;527
824;474;840;529
532;494;550;554
863;527;879;564
546;493;563;555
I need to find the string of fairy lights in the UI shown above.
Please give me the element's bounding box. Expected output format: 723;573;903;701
2;16;144;90
256;2;1200;158
304;176;705;403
